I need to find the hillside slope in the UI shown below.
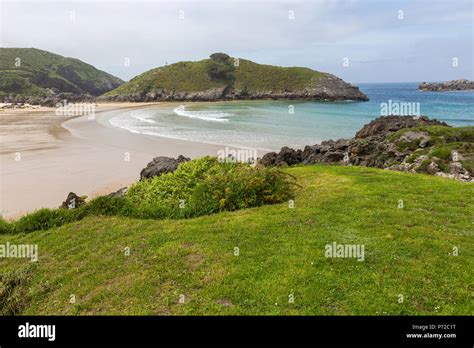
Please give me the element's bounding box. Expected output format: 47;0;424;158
0;165;471;315
104;53;368;102
0;48;123;100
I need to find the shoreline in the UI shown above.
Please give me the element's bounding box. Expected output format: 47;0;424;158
0;102;246;219
2;99;471;219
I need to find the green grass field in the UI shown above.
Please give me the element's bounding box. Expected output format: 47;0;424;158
0;165;472;315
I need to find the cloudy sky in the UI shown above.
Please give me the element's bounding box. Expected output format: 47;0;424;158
1;0;472;83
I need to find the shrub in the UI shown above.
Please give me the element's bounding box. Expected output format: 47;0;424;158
126;157;297;218
6;157;298;232
210;53;231;61
12;208;77;233
189;165;296;214
207;53;235;82
0;217;11;234
79;195;132;217
126;156;220;208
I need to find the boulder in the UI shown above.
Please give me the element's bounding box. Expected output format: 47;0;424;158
427;161;440;175
323;151;345;162
302;152;324;165
277;146;301;166
107;187;128;198
398;131;431;148
60;192;85;209
140;155;190;180
259;152;278;166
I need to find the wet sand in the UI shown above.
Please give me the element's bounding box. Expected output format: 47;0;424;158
0;103;223;219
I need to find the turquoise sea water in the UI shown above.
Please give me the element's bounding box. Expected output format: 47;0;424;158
109;83;474;151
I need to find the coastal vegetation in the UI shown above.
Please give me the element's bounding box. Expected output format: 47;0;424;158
0;49;367;103
104;53;367;101
0;48;123;98
0;165;472;315
106;54;325;96
0;157;296;234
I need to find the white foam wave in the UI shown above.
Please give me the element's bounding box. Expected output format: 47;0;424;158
173;105;231;122
131;113;157;124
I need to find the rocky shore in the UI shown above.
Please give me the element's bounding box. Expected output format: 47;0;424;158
0;90;95;107
418;78;474;92
99;74;369;103
259;115;473;182
1;79;367;106
58;115;473;209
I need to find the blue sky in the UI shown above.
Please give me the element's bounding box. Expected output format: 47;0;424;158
1;0;472;83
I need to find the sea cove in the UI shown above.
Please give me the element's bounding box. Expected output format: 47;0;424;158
108;83;474;151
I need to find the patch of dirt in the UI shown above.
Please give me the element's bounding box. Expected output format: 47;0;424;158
216;298;234;307
185;253;204;268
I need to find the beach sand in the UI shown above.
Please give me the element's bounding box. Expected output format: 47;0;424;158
0;103;223;219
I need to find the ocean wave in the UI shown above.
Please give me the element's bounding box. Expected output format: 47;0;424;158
173;105;232;122
131;113;157;124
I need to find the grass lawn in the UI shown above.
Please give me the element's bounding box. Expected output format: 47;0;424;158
0;165;472;315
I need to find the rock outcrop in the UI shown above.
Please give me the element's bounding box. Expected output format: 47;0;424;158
140;155;190;180
418;78;474;92
107;187;129;199
60;192;86;209
354;115;448;139
259;116;473;182
100;75;368;103
1;91;95;107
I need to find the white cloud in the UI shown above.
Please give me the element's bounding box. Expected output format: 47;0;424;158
1;0;472;82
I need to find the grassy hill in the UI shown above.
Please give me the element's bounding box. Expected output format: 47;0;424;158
1;165;471;315
107;58;323;95
0;48;123;97
105;53;367;101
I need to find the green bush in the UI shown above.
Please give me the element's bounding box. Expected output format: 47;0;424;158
79;195;132;217
127;157;297;218
126;156;220;208
0;217;11;234
5;157;298;233
189;165;296;214
207;53;235;82
12;208;77;233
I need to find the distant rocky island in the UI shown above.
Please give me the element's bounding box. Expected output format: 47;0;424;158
103;53;368;102
418;78;474;92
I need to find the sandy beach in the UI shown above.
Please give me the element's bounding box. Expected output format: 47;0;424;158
0;103;224;219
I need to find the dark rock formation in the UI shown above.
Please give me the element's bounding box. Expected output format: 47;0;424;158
1;91;95;107
140;155;190;180
60;192;86;209
355;115;447;139
99;79;368;103
418;78;474;92
258;115;473;182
